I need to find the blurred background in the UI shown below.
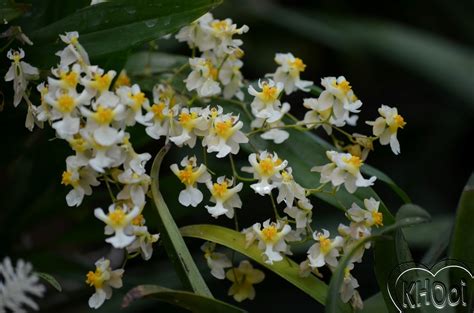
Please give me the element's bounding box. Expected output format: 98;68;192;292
1;0;473;312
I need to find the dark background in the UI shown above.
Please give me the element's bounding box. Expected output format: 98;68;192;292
0;0;473;312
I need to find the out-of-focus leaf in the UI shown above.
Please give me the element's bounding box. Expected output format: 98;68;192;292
27;0;222;67
361;293;389;313
36;272;62;292
373;204;430;313
122;284;246;313
326;204;430;313
362;165;411;204
0;0;29;22
245;1;474;108
125;51;188;77
180;224;350;312
150;144;212;297
420;217;452;267
450;172;474;264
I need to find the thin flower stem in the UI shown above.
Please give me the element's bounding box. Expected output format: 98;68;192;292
327;123;357;143
0;37;15;53
165;63;190;84
285;112;300;123
246;140;260;154
229;154;256;182
245;122;318;137
103;176;116;202
202;145;216;175
217;54;230;73
269;193;280;220
305;182;328;195
211;96;252;119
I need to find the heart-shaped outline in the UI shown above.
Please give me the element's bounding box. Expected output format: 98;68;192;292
387;262;473;312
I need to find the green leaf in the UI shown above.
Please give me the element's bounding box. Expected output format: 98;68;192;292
372;204;431;312
150;144;212;297
180;224;351;312
362;164;411;204
36;272;62;292
0;0;29;22
325;204;430;313
450;172;474;265
360;293;388;313
125;51;188;77
27;0;222;67
248;2;474;107
122;285;246;313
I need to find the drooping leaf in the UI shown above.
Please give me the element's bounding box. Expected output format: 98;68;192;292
450;172;474;265
325;204;430;313
372;204;430;313
150;144;212;297
36;272;62;292
180;224;351;312
247;2;474;107
125;51;188;77
27;0;222;67
360;293;389;313
0;0;29;22
122;284;246;313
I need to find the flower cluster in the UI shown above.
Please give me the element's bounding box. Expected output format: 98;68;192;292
3;32;162;309
177;13;248;99
0;257;45;313
3;10;408;311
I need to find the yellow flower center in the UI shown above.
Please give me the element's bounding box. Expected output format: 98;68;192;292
215;120;234;139
69;136;88;152
70;36;79;45
210;107;219;119
342;155;362;169
108;208;127;227
178;111;198;129
211;20;228;32
332;79;352;95
92;73;112;92
178;165;197;186
344;267;351;279
319;236;332;254
60;71;78;88
132;214;144;226
12;52;21;63
151;103;166;120
392;114;406;131
371;211;383;227
258;158;276;176
61;170;77;186
86;269;104;289
261;225;278;243
213;181;228;198
130;92;146;111
289;58;306;72
114;71;131;89
57;94;75;113
94;106;114;125
261;84;279;103
281;170;292;182
204;60;218;80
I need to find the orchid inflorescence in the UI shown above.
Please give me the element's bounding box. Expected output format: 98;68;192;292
3;11;406;311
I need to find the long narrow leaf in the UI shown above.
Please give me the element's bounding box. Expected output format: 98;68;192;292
325;204;430;313
450;172;474;263
180;224;351;312
150;144;212;297
27;0;222;67
123;285;246;313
